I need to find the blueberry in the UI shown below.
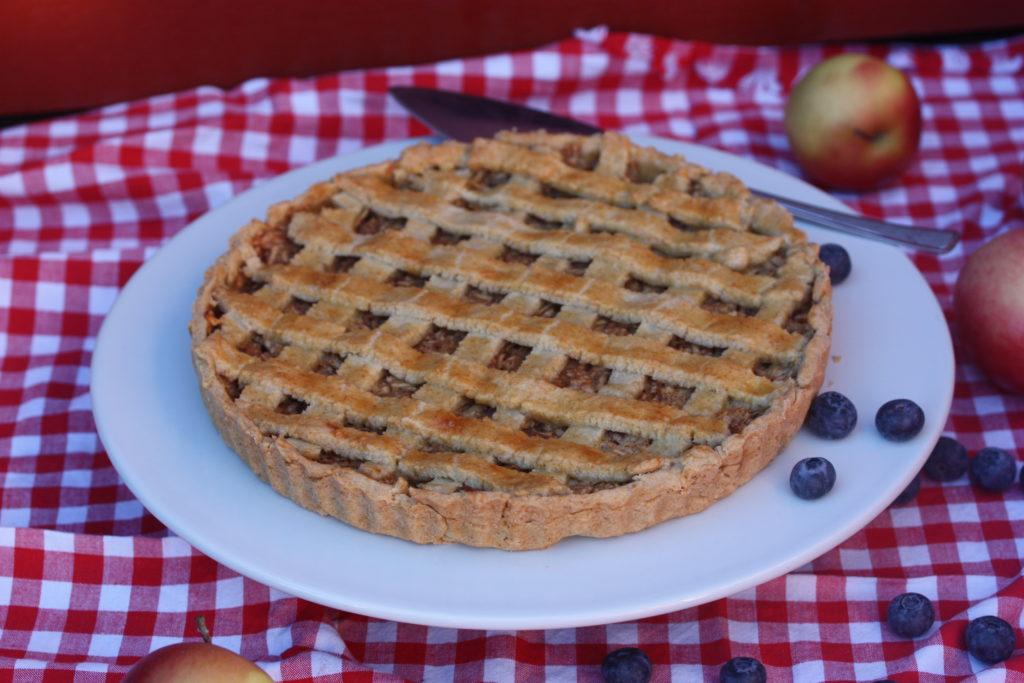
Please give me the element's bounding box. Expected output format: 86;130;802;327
805;391;857;439
969;447;1017;492
601;647;651;683
790;457;837;500
719;656;766;683
818;243;851;285
891;474;921;505
965;615;1017;664
875;399;925;442
886;592;935;638
923;436;968;481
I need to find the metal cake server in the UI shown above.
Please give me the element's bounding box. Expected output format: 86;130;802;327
389;86;959;254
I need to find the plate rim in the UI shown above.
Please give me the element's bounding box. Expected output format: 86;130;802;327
91;135;955;629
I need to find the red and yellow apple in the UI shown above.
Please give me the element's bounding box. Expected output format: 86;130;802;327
784;54;921;190
955;229;1024;395
123;642;271;682
123;618;270;683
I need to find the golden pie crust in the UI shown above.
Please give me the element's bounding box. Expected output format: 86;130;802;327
189;131;832;550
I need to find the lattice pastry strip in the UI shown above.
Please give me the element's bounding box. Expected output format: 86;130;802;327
255;267;775;402
221;287;742;434
491;130;806;243
240;399;568;496
339;174;776;306
199;336;662;481
459;177;782;264
468;139;752;230
286;226;802;360
210;286;701;472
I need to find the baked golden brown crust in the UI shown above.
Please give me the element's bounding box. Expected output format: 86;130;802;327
189;131;832;550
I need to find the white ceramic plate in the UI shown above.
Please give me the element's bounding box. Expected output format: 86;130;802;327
92;136;954;630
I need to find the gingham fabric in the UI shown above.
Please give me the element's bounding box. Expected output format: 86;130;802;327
1;26;1023;682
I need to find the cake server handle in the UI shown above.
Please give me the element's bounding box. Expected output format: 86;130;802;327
752;189;958;253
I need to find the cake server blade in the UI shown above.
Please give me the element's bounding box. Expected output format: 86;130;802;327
389;86;601;141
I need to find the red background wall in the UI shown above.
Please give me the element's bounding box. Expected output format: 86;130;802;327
2;0;1023;116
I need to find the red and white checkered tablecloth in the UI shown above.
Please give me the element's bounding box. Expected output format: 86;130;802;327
1;26;1023;682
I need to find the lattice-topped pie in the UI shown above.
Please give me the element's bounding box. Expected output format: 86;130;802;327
190;131;832;550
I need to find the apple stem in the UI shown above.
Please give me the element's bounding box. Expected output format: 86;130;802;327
196;615;212;644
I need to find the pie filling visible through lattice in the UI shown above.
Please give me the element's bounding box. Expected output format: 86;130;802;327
190;131;832;550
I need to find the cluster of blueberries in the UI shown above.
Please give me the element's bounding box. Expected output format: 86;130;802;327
789;392;927;499
600;649;774;682
597;245;1019;682
600;607;1018;683
797;391;1020;502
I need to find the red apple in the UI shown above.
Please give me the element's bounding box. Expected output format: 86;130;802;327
955;229;1024;394
123;642;271;682
784;54;921;190
123;618;271;683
